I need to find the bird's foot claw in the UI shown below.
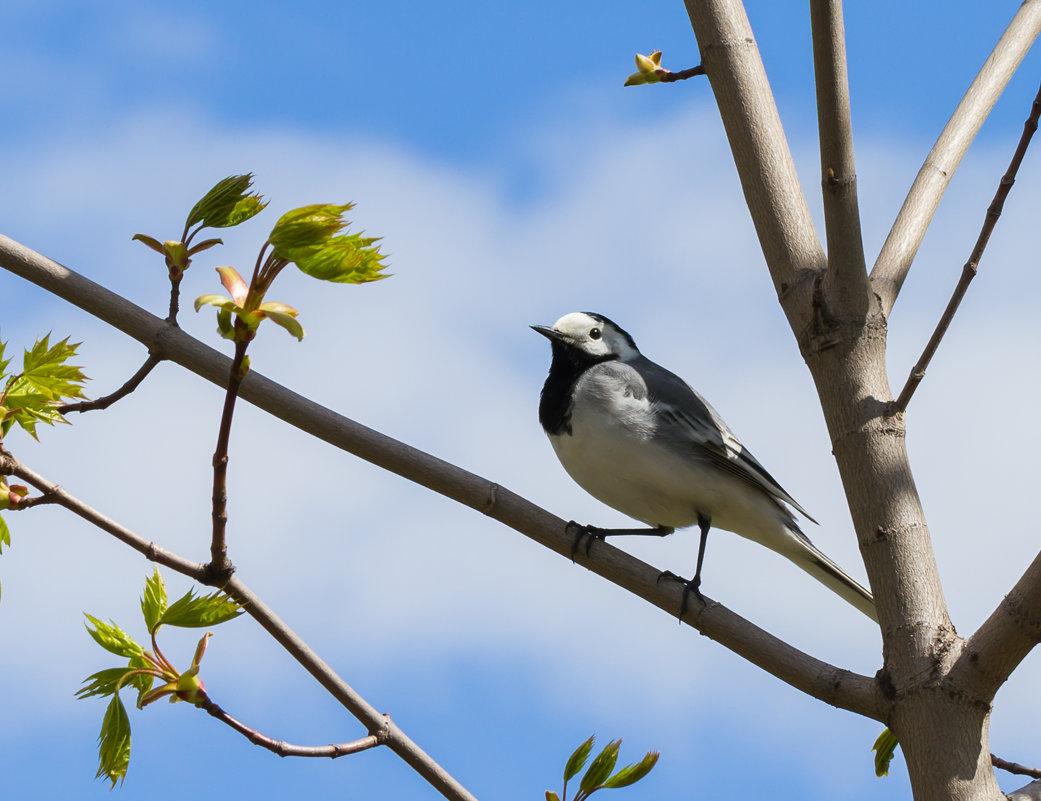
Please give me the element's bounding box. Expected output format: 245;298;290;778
679;576;704;620
566;521;605;560
656;570;687;585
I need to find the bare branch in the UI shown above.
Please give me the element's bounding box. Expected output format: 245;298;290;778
890;78;1041;415
870;0;1041;316
1;451;209;581
221;578;479;797
660;64;706;82
681;0;827;330
950;548;1041;703
207;337;249;581
0;448;478;801
58;351;162;414
0;236;884;721
198;697;380;758
993;754;1041;781
809;0;870;312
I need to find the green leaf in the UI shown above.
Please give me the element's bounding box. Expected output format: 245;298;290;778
268;203;354;260
546;793;561;801
1;335;88;439
141;568;168;633
185;174;266;231
564;735;596;782
602;750;659;788
0;513;10;553
0;338;10;377
258;303;305;340
579;740;620;795
194;293;237;313
160;587;242;628
84;614;144;659
873;728;899;777
131;233;166;255
291;233;389;284
96;694;131;788
77;667;133;700
21;335;88;401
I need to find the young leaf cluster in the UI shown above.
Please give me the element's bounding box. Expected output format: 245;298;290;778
547;735;659;801
195;197;389;344
133;174;267;282
78;569;242;787
0;335;87;441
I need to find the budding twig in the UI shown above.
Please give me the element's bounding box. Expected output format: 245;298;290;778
58;351;162;415
890;78;1041;416
198;698;382;758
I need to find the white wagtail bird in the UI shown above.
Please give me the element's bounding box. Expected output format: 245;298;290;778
532;311;876;621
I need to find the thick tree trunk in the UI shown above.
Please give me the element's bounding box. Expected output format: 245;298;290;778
680;0;1041;797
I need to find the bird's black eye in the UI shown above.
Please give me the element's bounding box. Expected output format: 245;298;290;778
589;327;602;340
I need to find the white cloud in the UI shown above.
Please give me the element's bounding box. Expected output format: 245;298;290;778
2;97;1039;798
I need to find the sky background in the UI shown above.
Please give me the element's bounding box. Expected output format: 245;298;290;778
2;1;1041;799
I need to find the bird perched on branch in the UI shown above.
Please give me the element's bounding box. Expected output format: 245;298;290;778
532;311;876;621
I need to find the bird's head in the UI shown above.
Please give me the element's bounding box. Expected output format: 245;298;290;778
531;311;640;363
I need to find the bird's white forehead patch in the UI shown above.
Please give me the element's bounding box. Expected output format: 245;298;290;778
552;311;640;359
552;312;601;335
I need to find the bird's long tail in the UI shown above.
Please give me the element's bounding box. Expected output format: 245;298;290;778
786;536;877;622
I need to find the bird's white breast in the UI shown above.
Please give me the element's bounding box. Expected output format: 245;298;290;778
549;367;794;545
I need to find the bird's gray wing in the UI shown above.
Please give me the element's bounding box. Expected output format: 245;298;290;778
631;355;817;525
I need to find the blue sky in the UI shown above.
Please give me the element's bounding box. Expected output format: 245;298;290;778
2;2;1041;800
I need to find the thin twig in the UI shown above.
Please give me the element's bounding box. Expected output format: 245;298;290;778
208;337;249;579
0;449;478;801
0;451;209;581
993;754;1041;780
58;351;162;414
198;698;381;758
870;1;1041;316
660;65;705;82
890;78;1041;416
0;238;884;722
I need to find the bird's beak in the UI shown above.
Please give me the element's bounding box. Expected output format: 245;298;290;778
530;324;563;342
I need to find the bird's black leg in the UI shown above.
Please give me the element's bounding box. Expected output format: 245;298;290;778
680;513;712;617
566;521;674;559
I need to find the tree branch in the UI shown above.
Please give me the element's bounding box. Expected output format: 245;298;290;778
0;235;883;721
809;0;870;313
0;448;478;801
890;78;1041;415
681;0;827;332
992;754;1041;781
1;451;209;581
57;351;162;414
207;337;249;580
870;0;1041;316
950;548;1041;703
198;697;381;758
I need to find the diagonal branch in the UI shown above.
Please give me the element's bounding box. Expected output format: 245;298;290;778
949;547;1041;704
890;78;1041;415
0;450;478;801
809;0;870;312
0;235;883;721
58;351;162;414
870;0;1041;317
681;0;827;332
198;697;380;758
